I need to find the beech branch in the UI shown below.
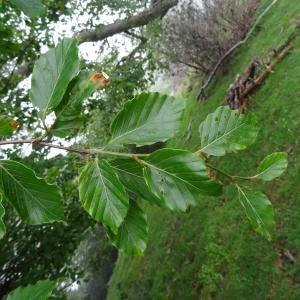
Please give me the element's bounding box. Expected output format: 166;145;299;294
77;0;178;43
0;139;149;158
6;0;178;88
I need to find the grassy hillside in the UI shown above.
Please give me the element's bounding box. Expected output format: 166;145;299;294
107;1;300;299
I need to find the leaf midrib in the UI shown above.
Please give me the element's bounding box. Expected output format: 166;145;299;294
255;161;283;179
200;118;246;152
108;119;154;147
94;161;127;232
95;161;111;220
0;162;57;220
111;165;143;180
42;39;76;119
142;159;209;193
237;186;267;232
108;99;179;147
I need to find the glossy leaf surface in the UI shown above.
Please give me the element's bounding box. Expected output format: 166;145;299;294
108;201;148;256
110;158;162;206
256;152;288;181
143;149;222;212
237;185;274;240
30;38;79;119
0;160;64;224
9;0;46;18
199;106;259;156
108;92;185;147
6;279;56;300
79;159;129;234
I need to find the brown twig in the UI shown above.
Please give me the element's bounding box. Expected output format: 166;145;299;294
0;139;149;158
0;139;91;155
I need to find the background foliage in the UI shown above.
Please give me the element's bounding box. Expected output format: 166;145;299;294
108;0;300;299
1;0;298;299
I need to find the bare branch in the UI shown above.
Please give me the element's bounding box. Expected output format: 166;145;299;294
124;30;147;43
77;0;178;43
0;139;149;158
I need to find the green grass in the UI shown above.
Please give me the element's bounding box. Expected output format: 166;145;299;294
107;1;300;299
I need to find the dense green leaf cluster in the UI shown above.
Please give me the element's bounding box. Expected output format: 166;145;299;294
0;35;289;298
0;37;288;255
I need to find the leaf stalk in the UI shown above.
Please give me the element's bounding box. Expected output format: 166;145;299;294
206;163;235;182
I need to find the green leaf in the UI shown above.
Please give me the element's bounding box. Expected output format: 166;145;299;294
236;185;274;240
108;201;148;256
199;106;259;156
0;195;5;239
0;116;19;137
79;159;129;233
110;158;162;206
9;0;46;18
6;279;56;300
142;149;222;212
255;152;288;181
30;37;80;119
52;71;106;138
0;160;64;225
108;92;185;147
51;118;82;138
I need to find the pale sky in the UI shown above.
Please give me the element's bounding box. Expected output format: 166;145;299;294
2;3;137;158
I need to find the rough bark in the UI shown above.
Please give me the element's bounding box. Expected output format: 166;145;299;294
78;0;178;43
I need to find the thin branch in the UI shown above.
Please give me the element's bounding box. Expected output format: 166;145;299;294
91;149;149;157
177;59;208;73
117;40;147;66
124;30;147;42
38;141;91;155
0;139;33;146
0;139;149;158
197;0;279;101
